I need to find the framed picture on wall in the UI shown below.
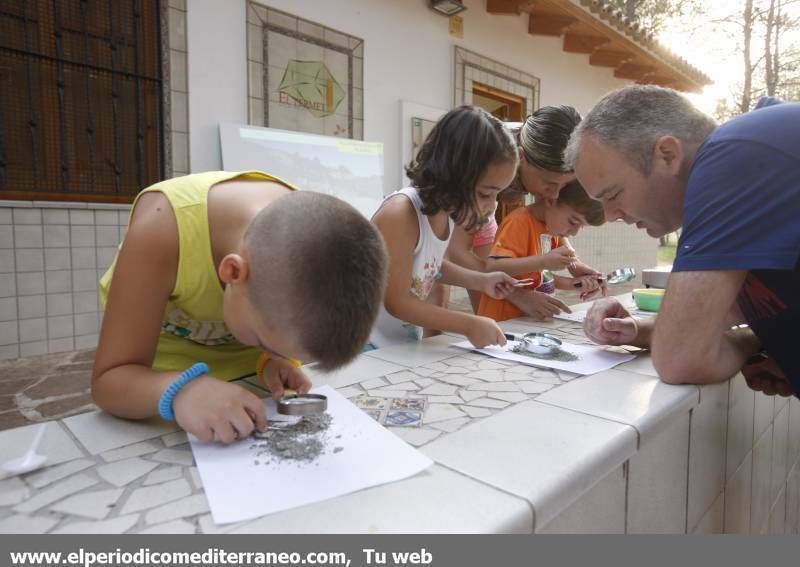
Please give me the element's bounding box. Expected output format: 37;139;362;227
411;117;438;161
246;3;364;139
400;101;447;187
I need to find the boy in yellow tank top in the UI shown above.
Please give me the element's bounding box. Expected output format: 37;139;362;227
94;171;387;444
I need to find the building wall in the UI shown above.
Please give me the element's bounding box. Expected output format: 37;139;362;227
0;0;659;359
187;0;632;188
186;0;658;291
0;1;186;360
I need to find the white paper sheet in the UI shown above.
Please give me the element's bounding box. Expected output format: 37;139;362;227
553;308;655;324
190;385;433;524
452;339;635;376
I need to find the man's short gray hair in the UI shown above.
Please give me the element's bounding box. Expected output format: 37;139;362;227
565;85;717;174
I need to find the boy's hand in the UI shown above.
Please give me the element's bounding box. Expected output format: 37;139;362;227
465;316;507;348
521;290;571;320
172;376;267;444
260;357;312;400
571;275;602;301
568;261;608;297
542;245;577;271
480;272;517;299
583;297;637;346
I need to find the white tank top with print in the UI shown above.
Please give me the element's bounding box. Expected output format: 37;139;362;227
369;187;454;348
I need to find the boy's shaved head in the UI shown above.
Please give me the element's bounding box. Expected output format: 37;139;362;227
244;191;387;370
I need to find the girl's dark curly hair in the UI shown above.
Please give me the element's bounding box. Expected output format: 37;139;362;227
405;106;518;231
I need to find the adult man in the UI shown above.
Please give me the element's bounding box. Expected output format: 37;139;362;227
565;86;799;396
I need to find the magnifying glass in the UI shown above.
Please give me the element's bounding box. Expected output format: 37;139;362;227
505;332;564;356
277;394;328;416
520;332;563;355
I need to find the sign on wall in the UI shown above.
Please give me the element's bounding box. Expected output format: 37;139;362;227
278;61;345;117
246;3;364;139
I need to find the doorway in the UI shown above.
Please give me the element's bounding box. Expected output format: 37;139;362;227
471;82;527;121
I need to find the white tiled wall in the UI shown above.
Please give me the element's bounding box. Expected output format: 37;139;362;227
0;203;129;359
536;466;627;534
693;490;725;534
724;453;753;533
675;378;800;535
168;0;190;177
535;375;800;534
687;382;729;531
751;423;774;533
626;413;690;533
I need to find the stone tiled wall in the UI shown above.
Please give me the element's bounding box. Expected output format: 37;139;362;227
0;204;129;360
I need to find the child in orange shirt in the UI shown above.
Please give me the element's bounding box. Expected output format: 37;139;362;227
478;181;605;321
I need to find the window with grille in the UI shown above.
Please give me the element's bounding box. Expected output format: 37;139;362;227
0;0;164;203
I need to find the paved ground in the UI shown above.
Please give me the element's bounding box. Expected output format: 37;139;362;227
0;349;97;431
0;283;636;432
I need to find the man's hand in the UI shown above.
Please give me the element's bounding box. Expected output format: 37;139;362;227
584;297;638;346
260;357;312;400
742;355;794;397
173;376;268;444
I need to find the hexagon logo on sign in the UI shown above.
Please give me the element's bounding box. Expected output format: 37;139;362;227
278;60;345;118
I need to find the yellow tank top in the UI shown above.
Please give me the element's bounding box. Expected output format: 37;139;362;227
99;171;295;380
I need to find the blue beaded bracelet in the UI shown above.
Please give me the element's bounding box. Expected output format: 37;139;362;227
158;362;209;420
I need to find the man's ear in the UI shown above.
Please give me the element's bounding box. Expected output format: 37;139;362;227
653;135;684;175
218;254;249;284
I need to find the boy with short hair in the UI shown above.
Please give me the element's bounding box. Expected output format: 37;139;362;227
93;171;387;444
478;181;605;321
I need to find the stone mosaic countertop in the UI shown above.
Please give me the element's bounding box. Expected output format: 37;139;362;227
0;301;705;534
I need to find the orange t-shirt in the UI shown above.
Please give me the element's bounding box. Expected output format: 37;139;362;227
477;207;561;322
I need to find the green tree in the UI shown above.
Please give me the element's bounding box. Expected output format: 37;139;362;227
711;0;800;119
608;0;700;34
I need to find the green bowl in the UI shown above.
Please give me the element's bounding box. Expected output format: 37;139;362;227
632;288;664;312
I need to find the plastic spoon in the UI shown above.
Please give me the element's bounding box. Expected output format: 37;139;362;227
2;423;48;476
574;267;636;288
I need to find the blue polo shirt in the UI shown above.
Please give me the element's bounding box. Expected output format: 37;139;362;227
673;98;800;394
